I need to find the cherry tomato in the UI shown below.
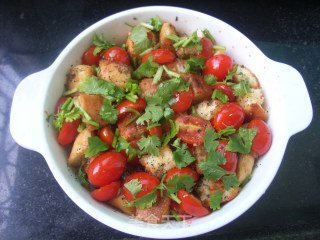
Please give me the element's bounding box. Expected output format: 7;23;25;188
87;151;126;187
149;126;163;139
116;98;147;120
123;172;160;201
213;103;245;131
58;119;81;146
171;89;194;113
213;83;236;102
247;119;272;156
216;140;238;172
170;201;192;219
98;127;114;147
203;54;233;81
164;167;199;183
197;37;213;60
141;49;176;64
91;181;121;202
177;189;210;217
102;46;130;65
54;96;68;114
82;45;100;65
176;115;211;145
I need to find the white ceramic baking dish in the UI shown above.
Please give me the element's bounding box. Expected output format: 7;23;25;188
10;6;312;239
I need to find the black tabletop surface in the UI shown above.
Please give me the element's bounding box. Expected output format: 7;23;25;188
1;0;320;239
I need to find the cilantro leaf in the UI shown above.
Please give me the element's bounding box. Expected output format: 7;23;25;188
79;76;115;96
203;127;219;152
92;33;115;55
222;175;240;191
225;127;257;154
157;77;189;102
218;126;236;137
130;25;153;54
209;190;223;210
52;98;81;129
130;189;158;209
132;56;159;79
78;162;89;187
232;80;251;96
115;137;138;161
204;74;217;85
166;174;196;193
186;55;205;73
147;16;163;32
202;28;215;43
199;150;230;181
125;79;141;102
99;99;118;124
212;89;228;103
172;139;196;168
138;135;161;156
162;119;179;146
85;136;109;158
136;104;164;125
124;179;142;199
224;65;237;82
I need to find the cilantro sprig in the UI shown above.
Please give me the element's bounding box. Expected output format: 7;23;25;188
92;33;116;56
225;127;257;154
171;139;196;168
85;136;109;158
137;135;162;156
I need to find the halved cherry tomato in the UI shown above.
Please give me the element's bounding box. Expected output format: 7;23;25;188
116;98;147;120
149;126;163;139
197;37;213;60
54;96;68;114
216;140;238;172
176;115;211;145
170;201;192;219
102;46;130;65
213;103;245;131
82;45;100;65
203;54;233;81
57;119;81;146
87;151;126;187
123;172;160;201
213;83;236;102
164;167;199;183
98;127;114;147
177;189;210;217
171;89;194;113
141;49;176;64
91;181;121;202
247;119;272;156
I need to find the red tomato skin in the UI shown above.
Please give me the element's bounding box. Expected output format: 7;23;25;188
247;119;272;156
149;126;163;139
171;89;194;113
87;152;126;187
54;96;68;114
58;119;81;146
213;103;245;131
98;127;114;147
141;49;176;64
203;54;233;81
198;37;213;60
177;190;210;217
176;115;211;145
213;83;236;102
164;167;199;183
91;181;121;202
123;172;160;201
216;140;238;172
102;46;130;65
116;98;147;120
82;45;100;65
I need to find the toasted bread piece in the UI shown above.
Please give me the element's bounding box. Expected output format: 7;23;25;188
68;128;94;168
195;99;224;120
135;196;171;224
236;153;255;184
233;64;260;89
67;65;95;91
109;194;136;216
160;22;177;52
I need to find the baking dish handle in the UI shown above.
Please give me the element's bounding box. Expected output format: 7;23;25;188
10;68;51;153
272;61;313;135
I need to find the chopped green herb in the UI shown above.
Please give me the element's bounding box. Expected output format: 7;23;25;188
85;136;109;158
124;179;142;199
125;79;141;102
203;127;219;152
186;55;205;73
132;56;159;79
212;89;229;103
99;99;118;124
209;190;223;210
138;135;162;156
232;80;251;96
204;74;217;85
202;28;215;43
222;175;240;191
92;33;116;55
147;16;163;32
172;139;196;168
78;162;89;187
225;127;257;154
130;25;153;54
162;119;179;146
166;174;196;193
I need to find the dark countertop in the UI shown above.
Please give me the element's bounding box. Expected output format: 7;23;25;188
1;0;320;239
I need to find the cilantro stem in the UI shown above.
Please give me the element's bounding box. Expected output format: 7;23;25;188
63;87;78;96
82;118;99;128
124;108;141;126
213;45;226;51
61;97;73;111
140;22;154;30
163;65;180;78
173;37;187;48
153;66;164;84
112;128;120;148
202;28;216;43
165;34;180;42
